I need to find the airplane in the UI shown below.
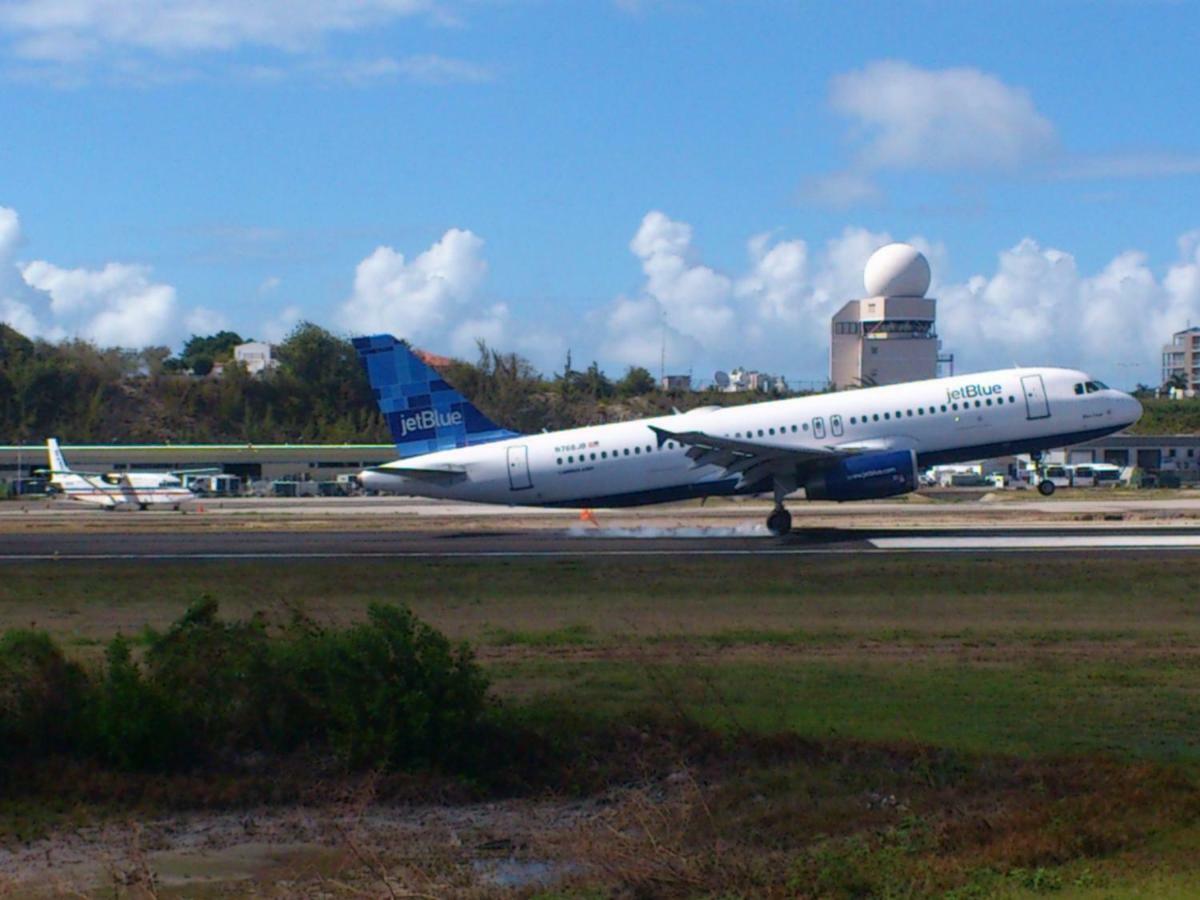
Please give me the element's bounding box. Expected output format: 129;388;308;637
352;335;1143;535
44;439;207;511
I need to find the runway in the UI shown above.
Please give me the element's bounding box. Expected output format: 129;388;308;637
4;524;1200;560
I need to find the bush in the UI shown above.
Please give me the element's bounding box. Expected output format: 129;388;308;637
0;631;89;760
276;603;490;770
0;601;494;777
87;636;179;771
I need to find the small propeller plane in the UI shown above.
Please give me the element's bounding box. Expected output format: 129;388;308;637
44;438;214;510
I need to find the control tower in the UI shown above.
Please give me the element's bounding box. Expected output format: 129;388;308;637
830;243;938;389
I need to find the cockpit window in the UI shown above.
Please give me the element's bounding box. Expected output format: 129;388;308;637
1074;383;1084;395
1084;381;1098;393
1094;380;1108;389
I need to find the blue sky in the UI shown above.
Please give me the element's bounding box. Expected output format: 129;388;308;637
1;0;1198;388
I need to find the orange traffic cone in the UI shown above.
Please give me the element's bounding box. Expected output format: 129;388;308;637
579;508;598;527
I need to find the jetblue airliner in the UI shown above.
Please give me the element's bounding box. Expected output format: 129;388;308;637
354;335;1143;534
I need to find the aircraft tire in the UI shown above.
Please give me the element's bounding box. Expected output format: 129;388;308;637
767;507;792;536
1037;479;1056;497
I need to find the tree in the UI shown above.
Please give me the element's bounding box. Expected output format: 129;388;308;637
617;366;656;397
179;331;245;375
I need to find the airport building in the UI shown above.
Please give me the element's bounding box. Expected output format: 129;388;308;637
830;243;941;390
1161;326;1200;395
0;443;395;487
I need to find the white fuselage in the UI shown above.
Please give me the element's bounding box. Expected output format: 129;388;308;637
53;471;194;510
361;367;1142;508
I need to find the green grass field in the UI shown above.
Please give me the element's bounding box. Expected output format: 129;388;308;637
4;554;1200;896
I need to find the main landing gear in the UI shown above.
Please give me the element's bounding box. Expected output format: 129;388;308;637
767;474;796;536
767;505;792;536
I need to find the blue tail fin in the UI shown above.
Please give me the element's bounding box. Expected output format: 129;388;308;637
353;334;519;458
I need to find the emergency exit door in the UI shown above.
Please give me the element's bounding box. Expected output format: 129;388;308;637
1021;374;1051;420
507;445;533;490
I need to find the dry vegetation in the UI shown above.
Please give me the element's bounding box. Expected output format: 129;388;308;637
2;555;1200;896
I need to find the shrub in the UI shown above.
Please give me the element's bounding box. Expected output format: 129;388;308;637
87;636;180;771
0;630;89;760
276;603;491;770
143;596;275;759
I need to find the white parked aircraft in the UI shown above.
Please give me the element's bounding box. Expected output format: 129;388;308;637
353;335;1143;534
45;439;202;510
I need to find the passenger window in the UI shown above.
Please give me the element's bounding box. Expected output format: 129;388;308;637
952;403;959;411
568;456;574;463
791;425;797;432
884;412;891;419
986;398;992;406
634;447;640;454
623;448;630;456
769;428;775;435
906;410;913;417
758;429;764;437
802;422;809;431
873;413;880;422
557;457;563;465
917;408;924;415
940;405;948;412
590;453;596;460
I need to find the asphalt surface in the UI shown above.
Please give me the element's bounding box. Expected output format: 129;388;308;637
3;525;1200;560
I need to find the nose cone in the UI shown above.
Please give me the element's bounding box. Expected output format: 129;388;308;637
1121;392;1143;427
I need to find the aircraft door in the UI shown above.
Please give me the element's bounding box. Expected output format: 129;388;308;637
1020;374;1051;420
507;445;533;491
830;415;844;437
812;417;826;439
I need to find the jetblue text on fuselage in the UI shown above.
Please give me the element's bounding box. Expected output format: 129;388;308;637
945;383;1004;403
399;408;464;437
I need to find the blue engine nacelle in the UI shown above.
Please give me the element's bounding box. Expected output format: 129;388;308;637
804;449;918;502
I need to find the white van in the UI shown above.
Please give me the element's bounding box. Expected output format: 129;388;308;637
1069;463;1122;487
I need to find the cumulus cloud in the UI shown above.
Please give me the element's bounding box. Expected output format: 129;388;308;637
602;211;890;372
598;210;1200;387
940;236;1200;381
0;204;219;348
21;260;177;347
341;228;489;343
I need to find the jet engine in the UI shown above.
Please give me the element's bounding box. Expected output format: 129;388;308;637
804;450;918;502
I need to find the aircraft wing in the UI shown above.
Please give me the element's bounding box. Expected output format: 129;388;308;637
170;467;222;476
649;425;848;488
364;464;468;485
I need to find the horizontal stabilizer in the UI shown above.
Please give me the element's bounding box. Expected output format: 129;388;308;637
363;465;468;484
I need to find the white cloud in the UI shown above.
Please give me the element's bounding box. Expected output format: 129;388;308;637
597;211;1200;388
0;204;222;348
21;259;177;347
184;306;227;336
810;61;1057;207
0;0;440;61
801;170;883;210
831;60;1057;172
340;228;488;342
260;304;303;343
939;236;1200;381
1054;152;1200;180
450;302;508;357
316;54;493;87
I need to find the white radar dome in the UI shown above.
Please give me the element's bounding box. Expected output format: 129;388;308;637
863;243;931;298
